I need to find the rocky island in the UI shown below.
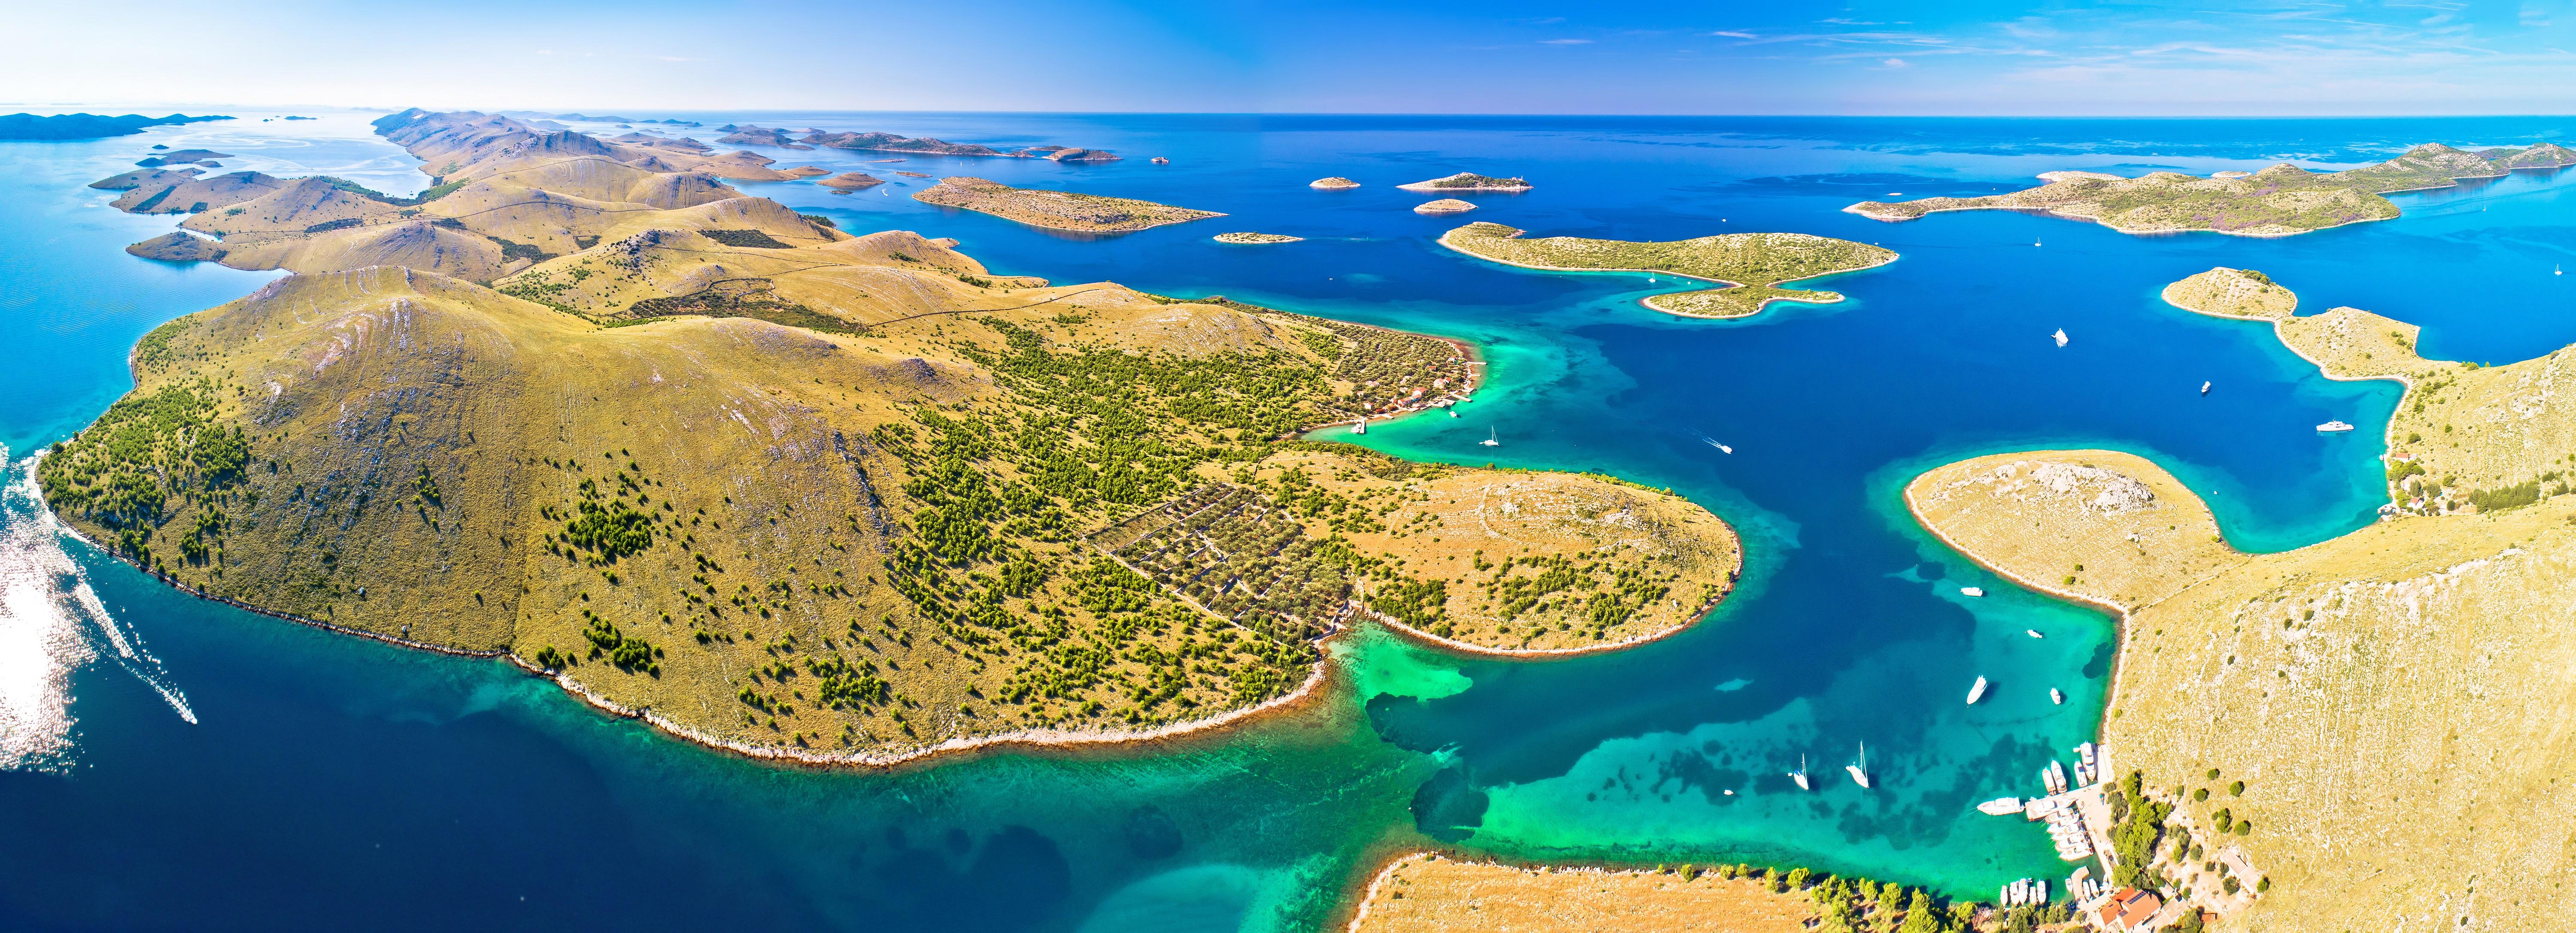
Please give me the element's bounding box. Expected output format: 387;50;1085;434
1212;232;1302;244
1309;177;1360;189
1899;268;2576;932
1847;143;2562;237
911;176;1224;233
1412;199;1475;215
817;172;884;190
1397;172;1531;192
45;108;1741;766
1438;221;1897;318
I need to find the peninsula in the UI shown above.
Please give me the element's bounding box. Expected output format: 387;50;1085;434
1847;143;2566;236
1437;221;1897;319
1348;854;2017;933
1901;269;2576;931
1397;173;1531;192
911;176;1224;233
47;108;1740;766
0;112;229;140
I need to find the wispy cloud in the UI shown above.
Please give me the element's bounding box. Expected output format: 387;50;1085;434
1710;30;1758;39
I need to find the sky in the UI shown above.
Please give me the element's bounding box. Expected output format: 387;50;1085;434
3;0;2573;115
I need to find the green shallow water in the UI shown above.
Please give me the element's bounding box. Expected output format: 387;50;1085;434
1;109;2570;930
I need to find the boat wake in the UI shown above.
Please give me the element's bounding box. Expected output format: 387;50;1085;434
1687;430;1734;454
0;450;194;772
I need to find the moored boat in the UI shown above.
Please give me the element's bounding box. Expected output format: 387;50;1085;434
1790;754;1810;791
1847;742;1871;789
2050;688;2064;704
1967;676;1989;705
1960;586;1985;597
1978;796;2024;815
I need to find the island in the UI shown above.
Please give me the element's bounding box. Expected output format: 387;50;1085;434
714;125;810;148
817;172;885;190
1397;172;1531;192
911;176;1224;233
1899;268;2576;932
1437;221;1897;319
0;112;230;140
43;107;1741;767
135;149;234;167
1846;143;2567;237
1212;232;1301;244
1412;199;1476;215
1309;177;1361;190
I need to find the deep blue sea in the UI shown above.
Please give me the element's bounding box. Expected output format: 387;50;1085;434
0;109;2569;931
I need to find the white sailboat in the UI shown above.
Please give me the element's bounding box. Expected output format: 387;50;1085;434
2053;328;2069;347
1479;427;1500;447
1790;754;1811;791
1967;676;1990;705
1847;742;1872;788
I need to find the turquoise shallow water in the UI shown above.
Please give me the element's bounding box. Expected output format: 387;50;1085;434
0;110;2569;930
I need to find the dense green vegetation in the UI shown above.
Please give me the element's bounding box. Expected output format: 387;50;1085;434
700;228;793;249
38;376;246;569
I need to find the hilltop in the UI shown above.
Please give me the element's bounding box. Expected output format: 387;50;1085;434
912;176;1223;233
1845;143;2562;236
1901;269;2576;931
1437;221;1897;319
46;108;1741;763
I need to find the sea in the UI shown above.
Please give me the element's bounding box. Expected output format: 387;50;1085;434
0;109;2568;931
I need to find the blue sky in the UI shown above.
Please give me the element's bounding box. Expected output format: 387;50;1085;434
3;0;2572;114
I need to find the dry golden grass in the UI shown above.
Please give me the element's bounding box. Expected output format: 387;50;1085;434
1911;446;2576;932
1349;854;1817;933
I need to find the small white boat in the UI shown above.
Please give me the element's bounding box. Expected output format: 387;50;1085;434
2317;420;2356;433
2034;239;2043;247
1351;418;1367;435
1479;427;1500;447
2026;629;2043;638
2201;381;2211;395
1959;586;1985;597
2051;688;2065;705
1448;409;1458;418
2053;328;2069;347
1978;796;2024;815
1790;754;1810;791
1847;742;1871;789
1967;676;1990;705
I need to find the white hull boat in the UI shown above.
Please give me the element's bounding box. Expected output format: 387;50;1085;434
2318;420;2355;433
1847;742;1871;789
1959;586;1985;597
1967;676;1989;705
1978;797;2024;815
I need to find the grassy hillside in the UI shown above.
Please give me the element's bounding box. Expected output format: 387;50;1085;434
1902;274;2576;930
49;109;1742;762
1438;222;1897;319
1909;448;2576;933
